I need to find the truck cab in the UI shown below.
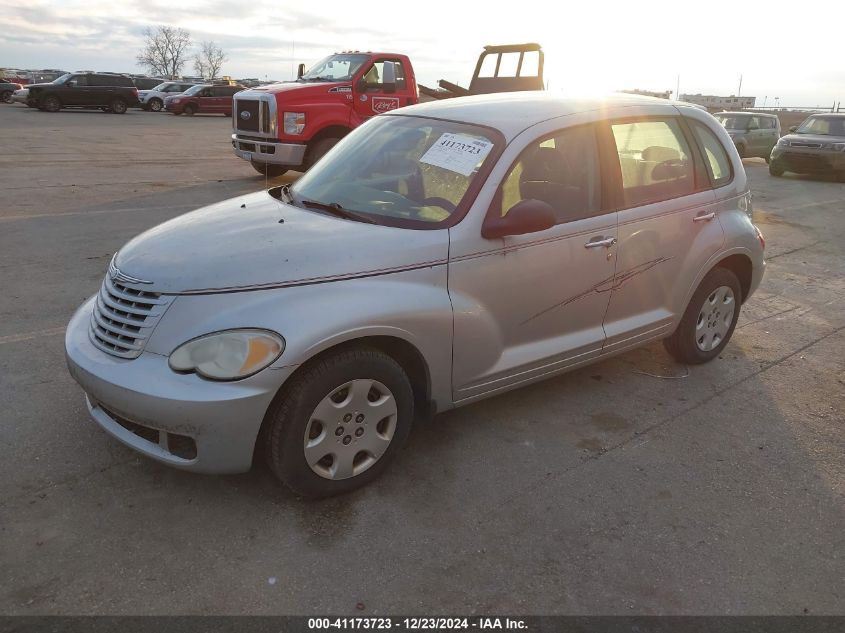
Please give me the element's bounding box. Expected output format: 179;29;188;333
232;52;418;177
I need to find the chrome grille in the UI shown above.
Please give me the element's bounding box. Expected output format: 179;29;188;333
89;275;173;359
232;91;276;139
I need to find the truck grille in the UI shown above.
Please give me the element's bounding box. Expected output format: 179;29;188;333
234;99;260;132
88;275;173;359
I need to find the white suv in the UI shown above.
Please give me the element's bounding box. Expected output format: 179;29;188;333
138;81;199;112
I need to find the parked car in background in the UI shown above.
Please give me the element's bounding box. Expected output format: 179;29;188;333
11;88;29;105
138;81;200;112
131;76;166;91
164;84;243;116
27;72;140;113
769;113;845;181
1;81;23;103
65;93;765;497
715;112;780;161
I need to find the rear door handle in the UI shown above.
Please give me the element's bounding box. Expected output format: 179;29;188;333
585;236;617;248
694;212;716;222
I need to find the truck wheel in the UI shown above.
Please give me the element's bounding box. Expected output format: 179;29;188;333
264;347;414;498
109;98;127;114
0;90;11;103
251;161;288;178
183;104;195;116
42;95;61;112
663;267;742;365
306;136;341;169
148;98;163;112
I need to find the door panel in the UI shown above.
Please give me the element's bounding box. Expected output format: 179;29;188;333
450;123;617;401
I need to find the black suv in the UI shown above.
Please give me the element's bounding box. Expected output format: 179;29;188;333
27;72;140;114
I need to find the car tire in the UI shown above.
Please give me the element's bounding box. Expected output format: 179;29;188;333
305;136;342;169
148;98;163;112
42;95;61;113
109;98;127;114
265;347;414;498
250;161;288;178
183;104;195;116
769;161;784;177
0;90;11;103
663;267;742;365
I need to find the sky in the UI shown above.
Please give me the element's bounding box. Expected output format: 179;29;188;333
1;0;843;108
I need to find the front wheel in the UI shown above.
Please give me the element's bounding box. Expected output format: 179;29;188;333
305;136;342;169
42;95;61;112
183;104;195;116
148;98;163;112
250;161;288;178
664;267;742;365
769;161;784;177
109;98;127;114
265;347;414;498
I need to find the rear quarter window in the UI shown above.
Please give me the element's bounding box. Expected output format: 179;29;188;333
690;120;733;188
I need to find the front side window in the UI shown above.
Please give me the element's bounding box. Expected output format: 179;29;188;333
690;121;732;188
69;75;88;87
361;60;407;90
290;115;498;228
499;125;602;223
611;119;695;207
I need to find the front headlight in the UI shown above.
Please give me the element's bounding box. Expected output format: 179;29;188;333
284;111;306;134
777;137;789;147
169;329;284;380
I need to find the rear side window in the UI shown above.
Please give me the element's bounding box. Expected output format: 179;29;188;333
610;119;695;207
690;121;732;188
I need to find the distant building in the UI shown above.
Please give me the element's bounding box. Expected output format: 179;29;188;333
680;93;756;109
620;89;672;100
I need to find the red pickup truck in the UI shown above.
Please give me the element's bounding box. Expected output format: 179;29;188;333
231;52;418;176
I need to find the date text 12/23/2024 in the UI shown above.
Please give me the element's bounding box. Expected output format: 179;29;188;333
307;618;528;630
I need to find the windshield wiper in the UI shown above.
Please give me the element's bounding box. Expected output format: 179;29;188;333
300;199;376;224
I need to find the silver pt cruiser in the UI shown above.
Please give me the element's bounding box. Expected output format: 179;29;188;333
66;93;765;497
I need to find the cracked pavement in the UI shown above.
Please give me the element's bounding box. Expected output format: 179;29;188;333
0;105;843;615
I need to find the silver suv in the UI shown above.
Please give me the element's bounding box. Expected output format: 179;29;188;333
138;81;199;112
715;111;781;161
65;93;765;497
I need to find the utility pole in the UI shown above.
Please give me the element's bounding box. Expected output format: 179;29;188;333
738;74;742;97
676;74;680;100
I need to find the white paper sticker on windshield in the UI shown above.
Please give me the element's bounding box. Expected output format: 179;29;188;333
419;133;493;177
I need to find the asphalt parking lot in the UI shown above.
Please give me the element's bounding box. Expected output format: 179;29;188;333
1;104;843;615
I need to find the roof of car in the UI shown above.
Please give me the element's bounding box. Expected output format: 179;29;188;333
718;111;778;117
393;92;683;139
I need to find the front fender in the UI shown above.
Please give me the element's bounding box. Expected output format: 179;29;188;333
145;266;454;410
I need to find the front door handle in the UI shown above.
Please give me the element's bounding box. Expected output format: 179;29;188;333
694;212;716;222
585;236;617;249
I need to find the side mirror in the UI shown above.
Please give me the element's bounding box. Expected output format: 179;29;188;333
382;61;397;94
789;125;798;133
482;199;556;239
297;63;305;80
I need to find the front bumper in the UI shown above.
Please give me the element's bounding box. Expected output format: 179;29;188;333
771;147;845;173
64;296;290;474
231;134;307;167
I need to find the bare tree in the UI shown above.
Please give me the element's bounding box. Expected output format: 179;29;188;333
193;41;228;80
136;26;192;78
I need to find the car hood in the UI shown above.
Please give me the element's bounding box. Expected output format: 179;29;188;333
781;133;845;144
113;189;449;294
25;82;52;90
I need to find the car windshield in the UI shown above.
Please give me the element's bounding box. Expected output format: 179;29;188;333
182;84;205;96
796;116;845;136
52;73;72;85
300;54;370;82
151;82;170;91
715;114;749;129
290;115;498;228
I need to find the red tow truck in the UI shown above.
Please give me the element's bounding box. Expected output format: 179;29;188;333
231;52;418;177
